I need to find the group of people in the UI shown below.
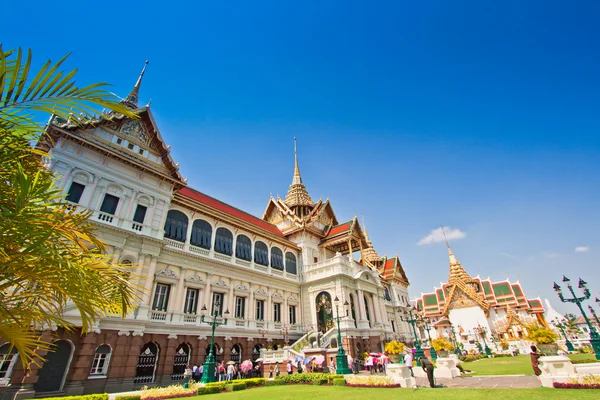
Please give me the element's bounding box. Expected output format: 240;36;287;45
190;360;263;382
361;354;390;373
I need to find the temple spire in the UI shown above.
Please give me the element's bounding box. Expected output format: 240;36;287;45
442;226;458;265
441;226;473;283
284;137;313;208
123;60;149;109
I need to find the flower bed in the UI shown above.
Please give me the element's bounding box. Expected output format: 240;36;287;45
553;382;600;389
344;375;398;388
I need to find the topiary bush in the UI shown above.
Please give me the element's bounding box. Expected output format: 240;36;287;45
47;396;108;400
327;374;344;383
197;386;222;395
333;378;346;386
204;382;227;390
224;382;247;392
115;396;140;400
265;379;286;386
312;378;328;386
230;378;266;387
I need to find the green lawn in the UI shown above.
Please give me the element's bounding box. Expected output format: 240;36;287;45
462;354;597;376
189;385;598;399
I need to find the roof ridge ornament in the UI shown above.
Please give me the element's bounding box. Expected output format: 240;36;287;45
284;137;314;208
122;60;149;109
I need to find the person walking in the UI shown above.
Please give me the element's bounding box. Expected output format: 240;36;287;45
268;365;274;379
274;363;280;377
418;357;435;388
530;345;543;384
404;351;414;378
287;360;293;375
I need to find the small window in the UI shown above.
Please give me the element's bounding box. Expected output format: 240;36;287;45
254;241;269;266
133;204;147;224
0;344;19;382
273;303;281;323
285;252;297;275
289;305;296;325
271;247;284;270
100;194;119;215
138;148;144;155
235;297;245;319
152;283;170;311
116;138;123;145
183;288;199;314
66;182;85;204
211;293;224;316
256;300;265;320
127;143;135;150
90;344;111;376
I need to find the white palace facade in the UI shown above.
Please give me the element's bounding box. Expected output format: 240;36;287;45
0;66;413;399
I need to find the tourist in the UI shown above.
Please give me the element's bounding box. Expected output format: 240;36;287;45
226;363;234;381
404;351;414;378
199;364;204;381
275;363;280;377
192;365;199;381
269;365;274;379
287;360;293;375
529;345;543;383
330;357;336;372
218;362;226;381
418;356;435;388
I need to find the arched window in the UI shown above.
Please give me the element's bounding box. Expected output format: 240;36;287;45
164;210;188;242
90;344;111;376
134;342;159;384
271;247;284;270
364;294;372;328
171;343;191;381
285;252;297;275
235;234;252;261
190;219;212;249
230;344;242;362
254;241;269;266
214;228;233;255
383;286;391;301
0;344;18;384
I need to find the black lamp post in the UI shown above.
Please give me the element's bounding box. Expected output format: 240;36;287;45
417;314;437;360
200;299;230;383
449;323;462;356
553;277;600;360
552;318;575;352
333;296;352;374
401;305;425;365
588;304;600;327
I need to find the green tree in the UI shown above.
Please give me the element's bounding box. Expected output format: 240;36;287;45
0;45;140;367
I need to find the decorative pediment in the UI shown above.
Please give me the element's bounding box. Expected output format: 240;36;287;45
254;288;268;297
211;278;228;288
120;119;150;145
186;274;204;283
156;268;177;279
288;294;299;302
235;284;249;292
272;292;283;299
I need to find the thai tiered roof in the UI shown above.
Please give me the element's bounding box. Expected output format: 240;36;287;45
284;138;314;208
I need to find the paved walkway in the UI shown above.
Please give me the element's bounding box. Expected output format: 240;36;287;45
415;375;540;389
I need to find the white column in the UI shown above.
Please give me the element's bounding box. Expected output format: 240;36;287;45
174;269;186;312
248;283;255;324
357;290;367;321
203;274;213;309
228;281;235;314
283;291;288;325
143;256;158;306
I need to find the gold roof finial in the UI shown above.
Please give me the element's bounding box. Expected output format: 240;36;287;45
123;60;149;109
441;225;458;265
284;137;313;207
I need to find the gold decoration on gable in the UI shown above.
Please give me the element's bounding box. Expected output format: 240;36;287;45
120;119;149;145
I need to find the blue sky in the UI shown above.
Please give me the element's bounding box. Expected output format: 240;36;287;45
5;0;599;315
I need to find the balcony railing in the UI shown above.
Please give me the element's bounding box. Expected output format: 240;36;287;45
150;310;168;322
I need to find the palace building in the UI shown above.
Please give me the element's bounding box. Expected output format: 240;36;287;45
0;65;412;399
416;242;547;351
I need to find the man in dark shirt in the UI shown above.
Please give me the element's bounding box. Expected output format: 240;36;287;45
418;357;435;388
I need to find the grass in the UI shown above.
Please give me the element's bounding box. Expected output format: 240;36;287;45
463;354;597;376
186;385;599;399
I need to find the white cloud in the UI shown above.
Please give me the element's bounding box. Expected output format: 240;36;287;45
575;246;590;253
417;226;466;245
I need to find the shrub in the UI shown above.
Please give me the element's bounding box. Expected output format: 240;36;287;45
224;382;247;392
140;386;196;400
333;378;346;386
276;372;331;384
492;353;512;358
265;379;286;386
345;375;395;387
526;324;558;344
230;378;266;387
431;338;455;352
47;396;108;400
204;382;227;390
460;354;484;362
384;340;406;354
500;339;510;350
197;387;222;395
327;374;345;383
312;378;328;386
116;396;140;400
571;358;597;364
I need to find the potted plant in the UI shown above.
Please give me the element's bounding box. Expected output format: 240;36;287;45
526;324;559;355
431;338;455;357
384;340;406;363
500;339;510;351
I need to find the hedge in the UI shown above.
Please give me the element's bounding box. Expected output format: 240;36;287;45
553;382;600;389
571;359;598;364
328;374;345;383
265;379;286;386
313;378;328;386
197;386;222;395
229;378;266;387
224;382;247;392
40;395;108;400
115;396;140;400
333;378;346;386
204;382;227;390
276;372;333;384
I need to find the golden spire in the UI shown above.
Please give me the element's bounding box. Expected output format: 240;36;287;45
360;215;380;264
123;60;149;109
441;226;473;284
284;137;313;208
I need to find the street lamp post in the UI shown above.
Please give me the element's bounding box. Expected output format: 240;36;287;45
401;305;425;365
478;325;493;357
449;323;462;356
553;277;600;360
417;314;436;360
199;299;230;383
553;318;575;352
333;296;352;374
589;304;600;327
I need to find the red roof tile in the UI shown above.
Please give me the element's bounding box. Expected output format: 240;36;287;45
178;187;283;236
327;222;352;237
